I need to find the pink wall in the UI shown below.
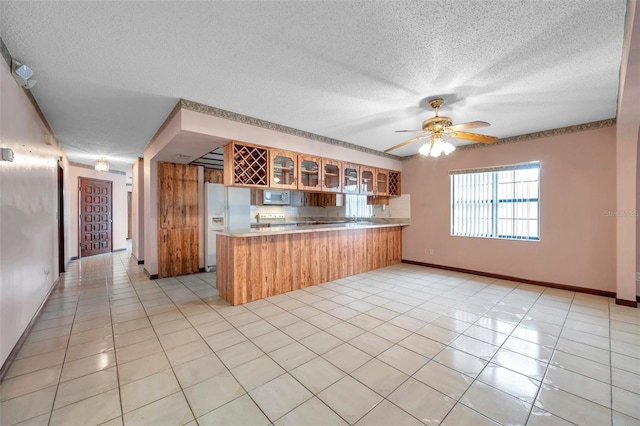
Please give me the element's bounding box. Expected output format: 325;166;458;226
143;108;182;276
131;158;144;262
616;0;640;302
402;126;617;292
0;59;69;366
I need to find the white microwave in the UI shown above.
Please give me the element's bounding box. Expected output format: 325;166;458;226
263;190;290;205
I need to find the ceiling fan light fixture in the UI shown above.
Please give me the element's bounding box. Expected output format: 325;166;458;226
443;141;456;155
429;138;445;157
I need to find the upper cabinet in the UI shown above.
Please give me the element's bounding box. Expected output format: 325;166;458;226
270;149;298;189
388;171;401;196
343;163;360;194
375;169;389;196
361;168;393;196
322;158;342;193
223;141;400;195
223;141;269;187
297;155;322;191
360;166;376;195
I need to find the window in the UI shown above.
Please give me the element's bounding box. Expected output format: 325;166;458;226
345;194;373;218
450;162;540;241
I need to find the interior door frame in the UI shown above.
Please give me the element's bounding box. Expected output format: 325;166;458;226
79;176;113;258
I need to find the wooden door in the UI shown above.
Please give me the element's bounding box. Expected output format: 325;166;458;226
157;162;199;278
80;177;112;257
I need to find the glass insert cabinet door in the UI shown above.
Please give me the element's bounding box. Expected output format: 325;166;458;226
322;159;341;192
376;169;388;195
343;163;359;193
298;155;321;191
360;166;375;194
270;150;297;189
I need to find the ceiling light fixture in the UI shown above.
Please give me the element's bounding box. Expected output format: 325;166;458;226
418;133;456;158
95;158;109;172
11;60;37;89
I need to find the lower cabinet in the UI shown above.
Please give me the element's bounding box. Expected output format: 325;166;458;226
158;227;199;278
217;226;403;305
289;191;343;207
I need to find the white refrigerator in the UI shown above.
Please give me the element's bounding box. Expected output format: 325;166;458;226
205;183;250;270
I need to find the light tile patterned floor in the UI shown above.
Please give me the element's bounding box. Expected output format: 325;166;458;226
1;249;639;425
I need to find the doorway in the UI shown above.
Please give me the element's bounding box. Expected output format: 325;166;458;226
79;177;112;257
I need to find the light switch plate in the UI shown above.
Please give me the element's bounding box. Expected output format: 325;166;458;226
1;148;14;162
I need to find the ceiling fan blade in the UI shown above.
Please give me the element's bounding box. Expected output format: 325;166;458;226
451;131;498;144
447;121;490;132
384;135;427;153
395;129;425;133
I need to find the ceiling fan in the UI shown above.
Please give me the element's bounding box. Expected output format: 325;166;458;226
384;98;498;157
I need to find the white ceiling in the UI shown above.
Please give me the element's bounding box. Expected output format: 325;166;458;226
0;1;628;172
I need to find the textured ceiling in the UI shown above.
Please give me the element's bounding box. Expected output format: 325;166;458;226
0;1;628;172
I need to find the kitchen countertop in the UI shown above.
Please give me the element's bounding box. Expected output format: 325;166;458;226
220;221;410;237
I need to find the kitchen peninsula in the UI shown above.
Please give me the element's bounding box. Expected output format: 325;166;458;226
216;222;407;305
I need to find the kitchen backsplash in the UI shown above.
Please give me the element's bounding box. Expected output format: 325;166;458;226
372;194;411;219
250;193;411;222
250;205;345;222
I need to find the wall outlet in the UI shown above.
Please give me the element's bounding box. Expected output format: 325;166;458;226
429;249;434;255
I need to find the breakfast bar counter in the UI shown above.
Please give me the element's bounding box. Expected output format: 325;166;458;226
216;222;408;305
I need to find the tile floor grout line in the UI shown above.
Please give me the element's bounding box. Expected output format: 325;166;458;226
421;278;537;424
45;273;83;426
520;287;575;425
125;277;201;423
146;273;260;424
5;254;637;426
105;269;126;425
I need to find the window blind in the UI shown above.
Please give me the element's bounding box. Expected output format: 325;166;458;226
450;162;540;241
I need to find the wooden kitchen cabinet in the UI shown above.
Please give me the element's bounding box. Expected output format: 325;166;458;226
204;169;224;184
304;193;343;207
360;166;376;195
298;154;322;191
361;168;393;196
375;169;389;196
322;159;342;193
388;171;401;196
223;141;269;187
270;149;298;189
250;188;264;206
343;163;360;193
